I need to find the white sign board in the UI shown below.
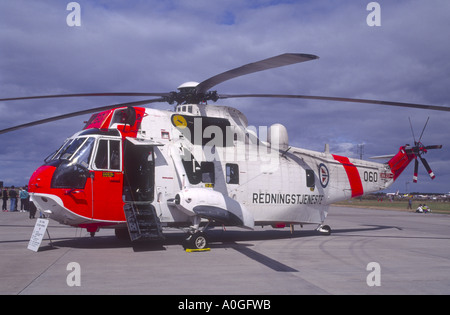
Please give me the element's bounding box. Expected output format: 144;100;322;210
28;219;49;252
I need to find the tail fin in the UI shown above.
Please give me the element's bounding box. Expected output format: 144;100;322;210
387;146;415;181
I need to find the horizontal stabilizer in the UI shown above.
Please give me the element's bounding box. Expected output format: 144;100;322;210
369;154;396;160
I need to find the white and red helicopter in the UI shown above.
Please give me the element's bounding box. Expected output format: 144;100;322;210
0;53;446;249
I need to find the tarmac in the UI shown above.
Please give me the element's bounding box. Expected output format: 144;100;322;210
1;205;449;295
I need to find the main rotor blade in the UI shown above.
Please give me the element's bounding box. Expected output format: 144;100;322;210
0;98;165;135
218;93;450;112
195;53;319;94
0;92;170;102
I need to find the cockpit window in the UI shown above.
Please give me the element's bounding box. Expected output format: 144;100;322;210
48;131;121;190
60;138;87;160
94;139;121;171
71;138;95;168
46;137;93;162
50;137;95;189
45;139;71;162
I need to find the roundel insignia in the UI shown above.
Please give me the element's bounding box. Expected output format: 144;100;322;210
318;163;329;188
172;114;187;129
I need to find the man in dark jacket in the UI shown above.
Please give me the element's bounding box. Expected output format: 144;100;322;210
9;186;18;211
2;188;8;211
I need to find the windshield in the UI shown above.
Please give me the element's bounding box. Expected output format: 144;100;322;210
50;137;96;189
45;139;71;162
70;138;95;168
48;137;95;164
60;138;88;160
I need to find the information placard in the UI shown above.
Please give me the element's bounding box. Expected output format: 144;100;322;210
27;219;49;252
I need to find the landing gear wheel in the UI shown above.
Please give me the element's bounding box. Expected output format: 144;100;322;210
184;231;208;250
318;225;331;235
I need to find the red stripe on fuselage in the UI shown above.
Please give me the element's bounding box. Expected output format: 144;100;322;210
332;155;364;198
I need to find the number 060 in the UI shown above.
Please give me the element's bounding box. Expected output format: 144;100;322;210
364;171;378;182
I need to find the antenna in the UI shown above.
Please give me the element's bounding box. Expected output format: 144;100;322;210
357;143;365;160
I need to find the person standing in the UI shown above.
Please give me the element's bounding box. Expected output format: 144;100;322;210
9;186;17;211
2;188;8;211
29;200;37;219
19;187;29;212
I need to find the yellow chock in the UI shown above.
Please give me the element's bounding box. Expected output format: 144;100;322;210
185;248;211;252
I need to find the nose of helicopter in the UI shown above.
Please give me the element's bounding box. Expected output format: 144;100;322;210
28;164;61;215
27;164;62;220
28;164;88;226
28;164;57;193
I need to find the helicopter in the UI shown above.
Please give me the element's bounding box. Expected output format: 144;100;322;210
0;53;447;250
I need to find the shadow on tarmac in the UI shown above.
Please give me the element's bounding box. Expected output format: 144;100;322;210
41;224;402;252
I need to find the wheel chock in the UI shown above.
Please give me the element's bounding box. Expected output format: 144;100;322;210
185;248;211;252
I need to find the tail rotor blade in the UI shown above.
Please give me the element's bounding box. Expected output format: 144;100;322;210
424;145;443;150
418;117;430;143
413;158;419;183
419;156;436;180
409;117;417;144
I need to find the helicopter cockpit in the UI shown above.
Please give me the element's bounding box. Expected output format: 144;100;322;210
45;128;122;189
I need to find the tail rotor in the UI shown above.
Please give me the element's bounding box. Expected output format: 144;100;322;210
407;117;442;183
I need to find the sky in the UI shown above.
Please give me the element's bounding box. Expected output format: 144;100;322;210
0;0;449;193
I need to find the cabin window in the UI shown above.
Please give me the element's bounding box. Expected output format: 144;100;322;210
181;150;201;185
226;163;239;184
201;162;215;184
181;149;216;185
111;107;136;126
161;131;170;139
94;140;108;169
306;169;315;188
110;140;121;170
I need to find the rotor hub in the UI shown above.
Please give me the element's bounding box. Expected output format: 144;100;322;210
177;81;200;91
165;82;219;105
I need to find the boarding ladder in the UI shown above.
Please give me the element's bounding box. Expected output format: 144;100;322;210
123;202;164;241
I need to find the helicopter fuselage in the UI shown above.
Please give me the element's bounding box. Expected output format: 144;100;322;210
28;103;403;236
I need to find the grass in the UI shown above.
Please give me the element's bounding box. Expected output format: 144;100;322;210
333;199;450;214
